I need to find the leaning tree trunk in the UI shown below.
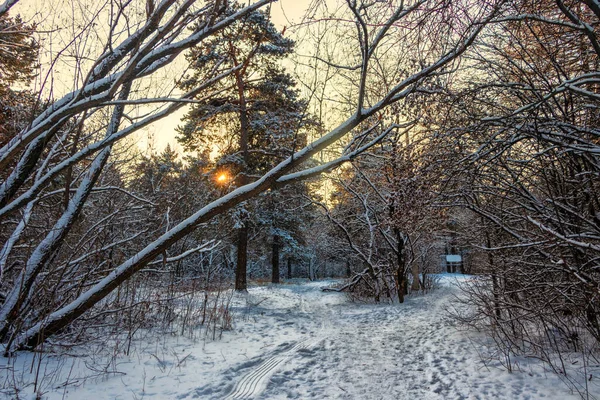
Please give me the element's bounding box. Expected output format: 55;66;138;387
0;83;130;343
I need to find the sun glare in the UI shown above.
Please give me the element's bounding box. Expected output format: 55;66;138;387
216;172;229;184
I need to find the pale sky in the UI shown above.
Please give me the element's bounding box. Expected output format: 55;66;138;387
13;0;314;155
147;0;314;154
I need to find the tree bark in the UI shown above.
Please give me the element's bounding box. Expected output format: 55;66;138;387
411;262;420;292
287;257;292;279
233;65;251;291
235;225;248;291
271;234;280;283
395;228;406;303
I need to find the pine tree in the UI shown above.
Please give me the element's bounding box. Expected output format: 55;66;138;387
177;6;314;290
0;12;38;147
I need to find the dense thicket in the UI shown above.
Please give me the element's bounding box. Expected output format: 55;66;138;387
433;0;600;388
297;1;600;391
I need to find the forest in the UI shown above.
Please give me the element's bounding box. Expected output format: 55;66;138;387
0;0;599;398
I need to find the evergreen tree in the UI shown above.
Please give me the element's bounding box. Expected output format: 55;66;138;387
0;12;38;147
177;6;315;289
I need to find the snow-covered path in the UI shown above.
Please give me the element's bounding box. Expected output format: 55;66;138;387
183;277;587;400
254;284;549;399
5;276;594;399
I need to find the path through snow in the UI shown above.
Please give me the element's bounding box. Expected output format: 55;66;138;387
185;276;592;400
3;275;596;399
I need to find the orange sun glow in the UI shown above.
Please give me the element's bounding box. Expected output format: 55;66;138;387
216;172;229;184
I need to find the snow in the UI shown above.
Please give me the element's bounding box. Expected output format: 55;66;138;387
2;275;597;399
446;254;462;262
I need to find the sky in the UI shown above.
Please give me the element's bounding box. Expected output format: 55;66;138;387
12;0;314;155
146;0;312;153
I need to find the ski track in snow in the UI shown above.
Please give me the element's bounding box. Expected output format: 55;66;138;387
224;338;322;400
7;276;598;399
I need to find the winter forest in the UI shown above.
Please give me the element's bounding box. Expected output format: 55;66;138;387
0;0;599;398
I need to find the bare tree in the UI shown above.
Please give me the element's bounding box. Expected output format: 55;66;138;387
435;0;600;392
0;0;500;352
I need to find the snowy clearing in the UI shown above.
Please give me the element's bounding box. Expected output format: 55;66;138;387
2;274;597;399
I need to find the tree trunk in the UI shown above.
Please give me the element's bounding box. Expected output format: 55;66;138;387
233;66;251;292
287;257;292;279
63;115;85;210
411;262;420;292
235;225;248;291
395;228;406;303
271;234;280;283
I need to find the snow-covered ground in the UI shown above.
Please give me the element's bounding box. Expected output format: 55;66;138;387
2;274;598;399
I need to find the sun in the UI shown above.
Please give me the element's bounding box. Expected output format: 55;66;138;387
216;172;229;184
